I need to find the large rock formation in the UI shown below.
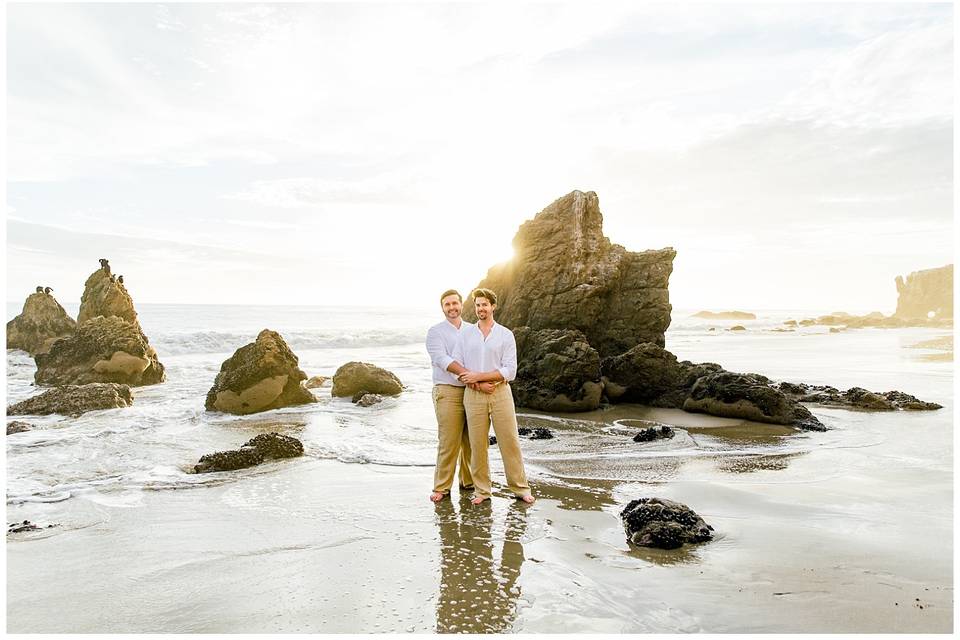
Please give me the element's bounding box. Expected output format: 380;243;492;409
894;264;953;322
77;267;139;326
34;316;165;386
205;330;316;415
620;497;714;549
459;190;941;430
7;383;133;417
32;264;165;387
331;362;403;398
512;328;603;411
6;291;77;355
462;190;675;356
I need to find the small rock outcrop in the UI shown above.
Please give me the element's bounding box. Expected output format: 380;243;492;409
517;426;555;439
895;264;953;322
692;311;756;320
331;362;403;398
7;520;57;534
194;432;304;473
34;315;165;387
489;427;554;446
683;372;824;431
7;421;32;435
462;190;676;356
304;375;329;389
205;330;316;415
620;497;714;549
244;432;304;458
194;447;265;473
778;382;942;411
633;425;675;442
602;343;824;430
512;328;602;412
6;291;77;355
7;383;133;417
353;393;383;407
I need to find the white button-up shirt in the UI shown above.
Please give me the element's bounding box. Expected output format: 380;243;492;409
426;319;473;386
452;321;518;383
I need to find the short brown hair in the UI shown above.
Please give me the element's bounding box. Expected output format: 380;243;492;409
440;289;462;303
471;287;497;306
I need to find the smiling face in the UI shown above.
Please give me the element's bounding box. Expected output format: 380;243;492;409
473;295;495;321
441;293;462;322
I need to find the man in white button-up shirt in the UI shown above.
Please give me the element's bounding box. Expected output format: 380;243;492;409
449;288;534;505
425;289;496;502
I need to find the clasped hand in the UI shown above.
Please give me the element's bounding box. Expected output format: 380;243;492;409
459;371;495;394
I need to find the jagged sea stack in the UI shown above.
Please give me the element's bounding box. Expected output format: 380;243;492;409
462;190;676;356
894;264;953;323
6;290;77;355
205;330;316;415
77;265;139;325
33;264;165;386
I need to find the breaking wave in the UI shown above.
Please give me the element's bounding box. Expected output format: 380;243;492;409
151;328;426;355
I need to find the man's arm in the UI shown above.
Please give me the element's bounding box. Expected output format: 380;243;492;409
425;326;456;373
498;329;518;382
447;331;467;376
458;369;503;383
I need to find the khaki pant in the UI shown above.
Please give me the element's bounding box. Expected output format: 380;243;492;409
432;384;473;494
464;384;531;499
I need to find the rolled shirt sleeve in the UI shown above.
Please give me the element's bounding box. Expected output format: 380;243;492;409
498;328;518;382
451;332;465;370
426;326;455;371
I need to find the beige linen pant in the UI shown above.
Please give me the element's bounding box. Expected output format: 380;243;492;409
432;384;473;494
464;383;531;500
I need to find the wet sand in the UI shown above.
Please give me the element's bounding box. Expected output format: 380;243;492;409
907;334;953;362
7;424;952;633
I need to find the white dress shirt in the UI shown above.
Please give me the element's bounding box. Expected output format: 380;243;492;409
426;319;473;386
452;321;518;383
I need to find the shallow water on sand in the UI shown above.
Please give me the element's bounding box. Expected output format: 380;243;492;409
5;304;953;632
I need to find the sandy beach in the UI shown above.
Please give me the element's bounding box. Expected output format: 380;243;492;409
7;437;952;633
6;304;954;633
8;404;953;632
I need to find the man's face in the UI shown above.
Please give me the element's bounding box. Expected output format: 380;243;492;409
441;294;462;321
474;296;495;321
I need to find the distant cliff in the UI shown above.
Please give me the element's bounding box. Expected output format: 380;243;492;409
894;264;953;321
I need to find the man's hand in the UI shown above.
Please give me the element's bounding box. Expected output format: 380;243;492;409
458;371;483;384
476;381;496;394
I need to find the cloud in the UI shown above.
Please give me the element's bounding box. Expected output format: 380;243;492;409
224;175;421;208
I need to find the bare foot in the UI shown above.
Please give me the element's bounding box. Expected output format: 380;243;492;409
470;496;490;505
518;494;535;504
429;492;445;503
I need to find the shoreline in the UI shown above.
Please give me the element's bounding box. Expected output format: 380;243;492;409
8;443;952;633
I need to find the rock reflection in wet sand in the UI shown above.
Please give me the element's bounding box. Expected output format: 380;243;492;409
434;500;528;633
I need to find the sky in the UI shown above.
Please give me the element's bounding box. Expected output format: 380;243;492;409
5;2;954;313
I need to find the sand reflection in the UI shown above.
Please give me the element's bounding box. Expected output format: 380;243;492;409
433;500;528;633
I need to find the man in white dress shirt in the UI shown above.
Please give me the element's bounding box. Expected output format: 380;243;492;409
425;289;496;502
449;288;534;505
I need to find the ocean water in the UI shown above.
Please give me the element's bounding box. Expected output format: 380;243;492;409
5;303;952;507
